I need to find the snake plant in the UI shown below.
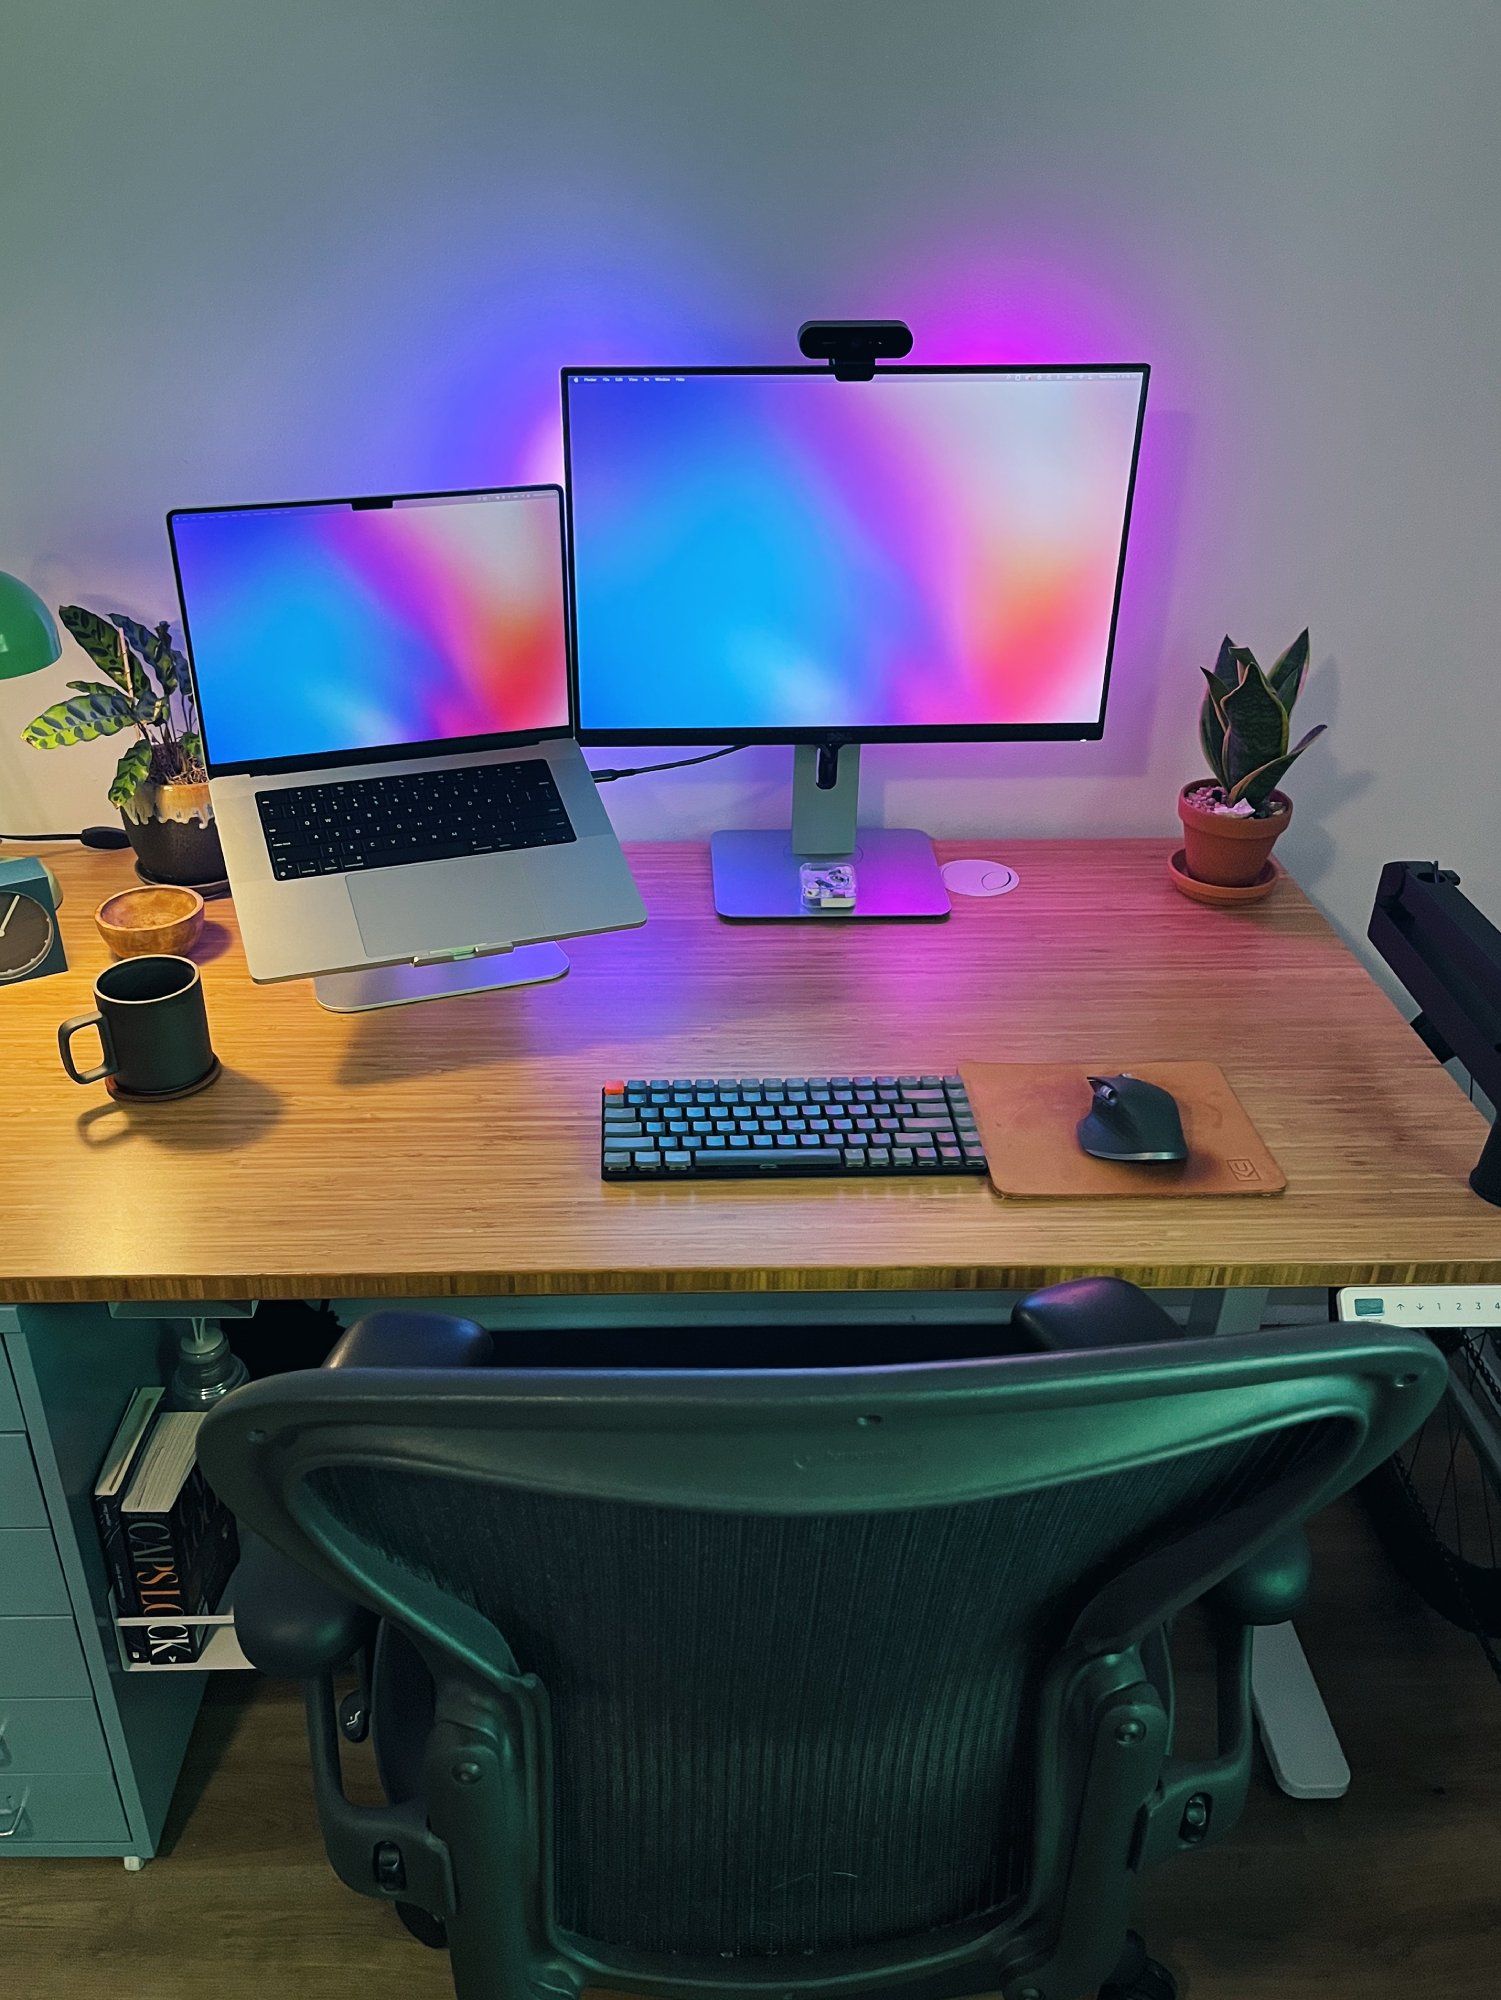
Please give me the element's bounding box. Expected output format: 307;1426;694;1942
1198;629;1326;815
21;607;204;808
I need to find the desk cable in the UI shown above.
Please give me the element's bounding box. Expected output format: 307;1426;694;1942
1;825;131;848
590;746;744;783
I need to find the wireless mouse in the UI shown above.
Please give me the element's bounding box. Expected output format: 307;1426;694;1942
1077;1073;1189;1164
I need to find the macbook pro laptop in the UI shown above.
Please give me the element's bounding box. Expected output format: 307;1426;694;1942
168;484;645;995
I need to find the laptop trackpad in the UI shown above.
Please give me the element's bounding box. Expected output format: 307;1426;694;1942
349;858;541;960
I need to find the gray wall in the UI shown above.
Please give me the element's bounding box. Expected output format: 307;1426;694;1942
3;1;1498;959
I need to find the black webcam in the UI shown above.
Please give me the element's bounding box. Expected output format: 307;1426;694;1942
798;318;914;381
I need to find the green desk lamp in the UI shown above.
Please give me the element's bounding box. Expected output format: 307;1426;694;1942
0;569;128;848
0;568;62;683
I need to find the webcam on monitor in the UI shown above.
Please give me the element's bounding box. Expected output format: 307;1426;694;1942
797;319;913;380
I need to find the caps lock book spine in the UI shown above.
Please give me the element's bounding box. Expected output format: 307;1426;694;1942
125;1460;241;1666
92;1388;165;1664
125;1513;201;1666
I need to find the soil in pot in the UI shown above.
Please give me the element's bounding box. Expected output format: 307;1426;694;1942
1178;783;1290;887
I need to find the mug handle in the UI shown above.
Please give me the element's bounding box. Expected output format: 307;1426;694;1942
58;1012;118;1086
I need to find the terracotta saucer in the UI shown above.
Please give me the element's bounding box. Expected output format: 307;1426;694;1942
1168;848;1281;906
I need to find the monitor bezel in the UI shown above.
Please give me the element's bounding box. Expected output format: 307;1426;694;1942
166;482;577;780
560;361;1150;747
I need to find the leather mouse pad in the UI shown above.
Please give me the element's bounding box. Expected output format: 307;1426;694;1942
958;1061;1286;1199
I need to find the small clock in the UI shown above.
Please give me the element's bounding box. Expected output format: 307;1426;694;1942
0;857;67;985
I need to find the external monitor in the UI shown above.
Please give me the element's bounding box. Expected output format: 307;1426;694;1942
562;363;1149;918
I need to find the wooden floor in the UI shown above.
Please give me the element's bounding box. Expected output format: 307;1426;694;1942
8;1500;1499;2000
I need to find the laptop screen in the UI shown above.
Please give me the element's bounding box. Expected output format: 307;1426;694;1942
169;487;571;771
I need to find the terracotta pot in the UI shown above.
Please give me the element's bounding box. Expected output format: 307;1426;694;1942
1177;783;1290;887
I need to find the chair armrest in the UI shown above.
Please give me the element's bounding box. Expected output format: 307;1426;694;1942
233;1531;378;1678
1206;1529;1312;1626
231;1316;488;1675
325;1309;493;1371
1012;1277;1184;1352
1136;1531;1313;1867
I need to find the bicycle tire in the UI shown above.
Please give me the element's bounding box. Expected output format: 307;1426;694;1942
1360;1329;1501;1640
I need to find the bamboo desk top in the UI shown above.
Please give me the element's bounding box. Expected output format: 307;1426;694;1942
2;839;1497;1304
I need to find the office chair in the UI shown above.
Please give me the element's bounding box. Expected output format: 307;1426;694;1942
200;1281;1444;2000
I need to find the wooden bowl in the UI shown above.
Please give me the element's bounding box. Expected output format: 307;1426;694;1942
95;884;206;958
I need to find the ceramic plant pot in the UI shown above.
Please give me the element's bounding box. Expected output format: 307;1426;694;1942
121;779;226;887
1177;782;1290;889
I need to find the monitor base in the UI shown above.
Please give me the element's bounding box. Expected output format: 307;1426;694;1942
314;943;570;1013
711;829;950;921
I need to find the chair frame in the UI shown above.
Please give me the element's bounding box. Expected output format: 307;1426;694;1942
202;1306;1443;2000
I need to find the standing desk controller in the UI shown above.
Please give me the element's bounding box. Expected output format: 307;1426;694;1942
1338;1287;1501;1326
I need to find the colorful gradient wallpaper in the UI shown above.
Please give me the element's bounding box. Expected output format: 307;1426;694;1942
564;367;1146;737
170;490;570;767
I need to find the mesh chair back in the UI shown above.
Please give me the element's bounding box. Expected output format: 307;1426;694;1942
203;1326;1438;1972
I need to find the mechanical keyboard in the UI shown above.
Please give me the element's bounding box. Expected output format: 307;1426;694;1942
256;759;576;881
601;1075;988;1180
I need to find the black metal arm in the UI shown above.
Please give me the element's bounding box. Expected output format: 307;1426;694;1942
1368;860;1501;1205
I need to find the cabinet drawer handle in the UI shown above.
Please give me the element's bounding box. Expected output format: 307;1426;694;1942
0;1790;29;1838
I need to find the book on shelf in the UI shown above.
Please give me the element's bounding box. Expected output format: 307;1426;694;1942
93;1387;165;1657
94;1399;240;1665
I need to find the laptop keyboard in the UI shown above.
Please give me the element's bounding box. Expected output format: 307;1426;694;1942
256;759;576;880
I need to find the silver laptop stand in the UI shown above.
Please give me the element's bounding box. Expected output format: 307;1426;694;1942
313;942;569;1013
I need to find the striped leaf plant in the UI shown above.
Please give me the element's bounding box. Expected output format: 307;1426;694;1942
21;607;205;808
1198;629;1327;816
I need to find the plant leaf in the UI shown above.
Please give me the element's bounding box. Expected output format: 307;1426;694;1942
109;739;154;807
1221;657;1289;796
173;653;196;724
1225;723;1327;809
134;689;170;725
59;605;140;695
113;616;184;702
1198;670;1231;784
1227;645;1261;689
1268;628;1310;713
66;679;128;698
178;731;205;770
109;615;158;666
21;687;135;748
148;622;179;697
112;617;170;702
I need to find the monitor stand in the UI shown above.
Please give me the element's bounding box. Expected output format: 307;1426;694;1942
313;942;569;1013
711;744;949;921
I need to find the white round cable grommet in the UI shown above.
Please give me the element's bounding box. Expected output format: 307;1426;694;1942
942;859;1020;898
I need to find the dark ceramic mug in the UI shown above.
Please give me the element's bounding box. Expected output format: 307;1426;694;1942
58;954;216;1096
